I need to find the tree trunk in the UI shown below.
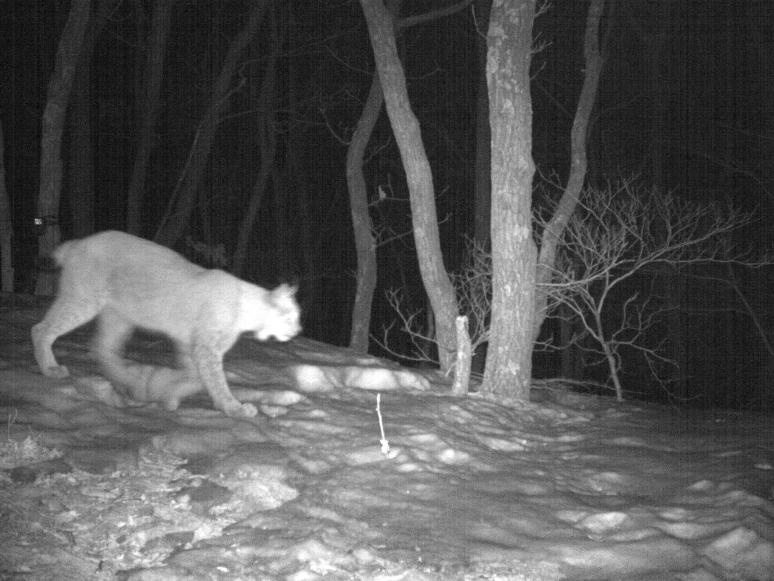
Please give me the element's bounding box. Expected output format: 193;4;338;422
473;0;492;248
532;0;604;342
666;268;687;399
559;303;583;379
67;35;94;239
360;0;458;371
232;30;278;277
481;0;537;399
155;2;267;248
126;0;172;236
35;0;91;296
274;168;294;281
68;0;119;239
131;0;146;130
469;0;493;376
0;120;13;292
346;75;382;352
282;0;322;333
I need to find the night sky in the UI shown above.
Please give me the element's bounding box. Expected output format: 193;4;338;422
1;1;772;408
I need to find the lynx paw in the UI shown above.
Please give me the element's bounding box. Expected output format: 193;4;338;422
223;402;258;418
42;365;70;379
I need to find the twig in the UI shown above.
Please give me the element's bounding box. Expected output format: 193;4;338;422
375;394;390;455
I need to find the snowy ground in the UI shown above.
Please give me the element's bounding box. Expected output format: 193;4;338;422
1;293;773;580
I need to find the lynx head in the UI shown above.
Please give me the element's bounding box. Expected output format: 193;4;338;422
251;283;301;342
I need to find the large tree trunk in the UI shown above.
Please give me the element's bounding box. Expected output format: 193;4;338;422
346;74;382;352
126;0;172;236
0;120;13;292
481;0;537;399
35;0;91;296
470;0;492;375
360;0;458;371
155;2;267;248
473;0;492;248
532;0;604;342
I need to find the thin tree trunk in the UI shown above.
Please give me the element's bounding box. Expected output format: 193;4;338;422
274;166;293;279
360;0;458;371
727;264;774;359
346;74;382;352
231;6;279;278
0;120;13;292
559;303;581;379
348;0;466;352
67;36;94;238
68;0;119;238
283;0;321;329
232;36;278;276
126;0;172;235
532;0;604;342
666;268;687;400
155;1;267;248
231;131;277;276
35;0;91;296
451;315;471;395
481;0;537;399
131;0;146;130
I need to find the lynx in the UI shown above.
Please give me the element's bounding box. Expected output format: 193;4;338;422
32;231;301;418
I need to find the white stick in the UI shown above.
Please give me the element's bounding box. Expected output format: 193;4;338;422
376;393;390;455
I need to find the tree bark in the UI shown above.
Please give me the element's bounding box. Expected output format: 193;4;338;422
360;0;458;371
35;0;91;296
67;31;94;239
232;20;278;277
473;0;492;248
126;0;172;236
451;316;472;395
346;74;382;352
155;1;268;248
68;0;120;239
532;0;604;342
469;0;492;375
0;120;13;292
481;0;537;399
348;0;470;353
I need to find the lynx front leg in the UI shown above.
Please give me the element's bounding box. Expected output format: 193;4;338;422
190;339;257;418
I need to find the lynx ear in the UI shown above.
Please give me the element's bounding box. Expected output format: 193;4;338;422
275;283;298;297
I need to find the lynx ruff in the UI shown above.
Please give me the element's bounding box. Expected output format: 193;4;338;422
32;231;301;418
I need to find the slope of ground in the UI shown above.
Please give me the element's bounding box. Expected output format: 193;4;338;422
0;294;772;580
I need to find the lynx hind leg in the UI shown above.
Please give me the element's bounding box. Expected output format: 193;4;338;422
93;310;135;397
141;349;204;411
119;365;202;411
93;310;133;368
32;295;99;379
191;340;257;418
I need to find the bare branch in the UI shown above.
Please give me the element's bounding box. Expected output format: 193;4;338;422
537;178;769;400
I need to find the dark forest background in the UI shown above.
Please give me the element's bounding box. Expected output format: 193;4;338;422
1;0;773;410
